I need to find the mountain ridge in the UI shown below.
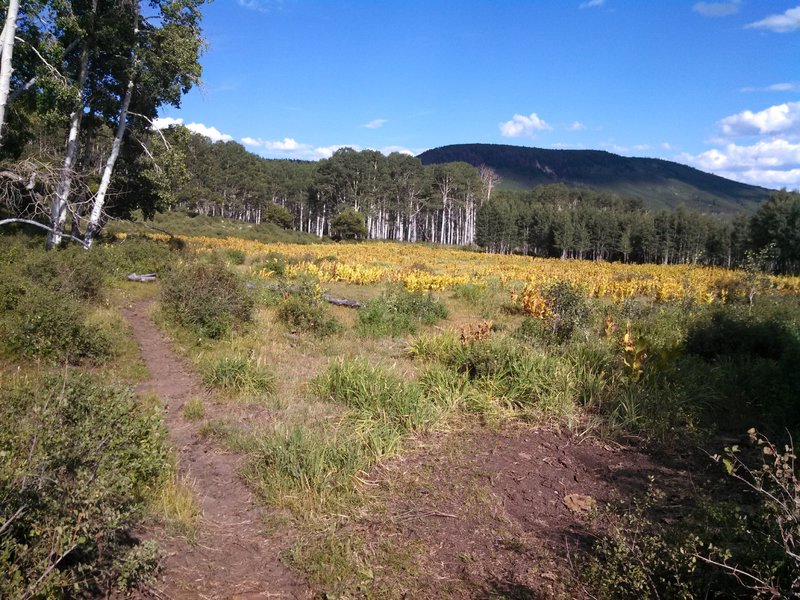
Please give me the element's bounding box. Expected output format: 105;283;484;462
417;143;772;214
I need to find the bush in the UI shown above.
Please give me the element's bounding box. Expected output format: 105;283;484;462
1;285;112;363
357;287;448;337
99;236;177;278
276;279;341;336
222;248;246;265
541;280;590;342
23;245;106;302
161;258;254;339
0;373;168;597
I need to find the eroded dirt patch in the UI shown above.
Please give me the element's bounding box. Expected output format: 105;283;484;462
124;300;309;599
342;425;696;599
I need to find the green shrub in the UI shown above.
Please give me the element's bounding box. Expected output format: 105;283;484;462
0;373;168;597
203;355;276;396
222;248;246;265
541;280;591;342
161;258;254;339
356;287;448;337
581;487;698;600
23;245;106;302
2;285;112;363
276;279;341;336
255;251;289;276
100;236;177;278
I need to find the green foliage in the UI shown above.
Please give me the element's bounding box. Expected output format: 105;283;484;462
356;287;448;337
203;355;276;397
22;245;106;302
98;236;178;278
685;308;800;435
161;258;254;339
581;486;698;600
541;280;591;342
711;430;800;596
330;209;368;241
276;279;341;336
2;285;113;363
263;203;294;229
222;248;247;265
0;374;168;597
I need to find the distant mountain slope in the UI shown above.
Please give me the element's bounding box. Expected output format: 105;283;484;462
418;143;771;213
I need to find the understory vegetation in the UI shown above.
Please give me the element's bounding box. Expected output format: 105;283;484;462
2;228;799;597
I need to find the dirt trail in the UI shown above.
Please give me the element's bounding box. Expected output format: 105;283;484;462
124;300;309;600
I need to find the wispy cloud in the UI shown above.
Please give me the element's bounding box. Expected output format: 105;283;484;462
568;121;586;131
361;119;387;129
499;112;552;138
746;5;800;33
236;0;279;14
741;82;800;93
579;0;605;9
692;1;740;17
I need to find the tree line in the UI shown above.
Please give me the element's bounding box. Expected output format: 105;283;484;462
167;131;800;274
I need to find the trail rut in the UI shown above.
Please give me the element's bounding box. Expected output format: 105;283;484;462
124;300;309;599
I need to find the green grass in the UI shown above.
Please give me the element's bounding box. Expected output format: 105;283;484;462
203;354;276;397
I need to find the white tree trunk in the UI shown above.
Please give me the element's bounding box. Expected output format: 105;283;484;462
85;73;134;246
48;47;91;248
0;0;20;146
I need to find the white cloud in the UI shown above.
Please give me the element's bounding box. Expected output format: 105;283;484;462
152;117;235;143
378;145;415;156
499;112;552;138
265;138;305;151
184;122;234;143
660;142;674;150
718;102;800;138
741;82;800;93
579;0;605;8
568;121;586;131
692;1;740;17
362;119;387;129
678;138;800;189
746;6;800;33
152;116;183;130
312;145;356;159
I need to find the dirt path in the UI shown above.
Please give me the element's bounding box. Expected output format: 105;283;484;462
124;300;309;599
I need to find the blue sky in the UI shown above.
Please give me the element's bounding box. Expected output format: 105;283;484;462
154;1;800;190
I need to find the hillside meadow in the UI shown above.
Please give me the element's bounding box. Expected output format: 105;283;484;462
2;229;799;597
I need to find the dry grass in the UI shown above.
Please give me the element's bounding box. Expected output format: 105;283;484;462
150;469;201;541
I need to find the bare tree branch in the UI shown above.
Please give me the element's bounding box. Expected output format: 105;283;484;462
0;218;90;247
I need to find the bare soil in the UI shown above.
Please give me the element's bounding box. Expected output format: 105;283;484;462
124;300;310;599
345;425;700;599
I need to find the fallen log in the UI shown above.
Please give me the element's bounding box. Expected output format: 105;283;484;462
127;273;157;282
322;294;362;308
260;283;362;308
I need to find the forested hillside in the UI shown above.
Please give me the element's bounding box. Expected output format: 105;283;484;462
418;143;771;214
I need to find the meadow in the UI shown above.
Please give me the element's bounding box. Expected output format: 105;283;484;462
1;226;799;597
